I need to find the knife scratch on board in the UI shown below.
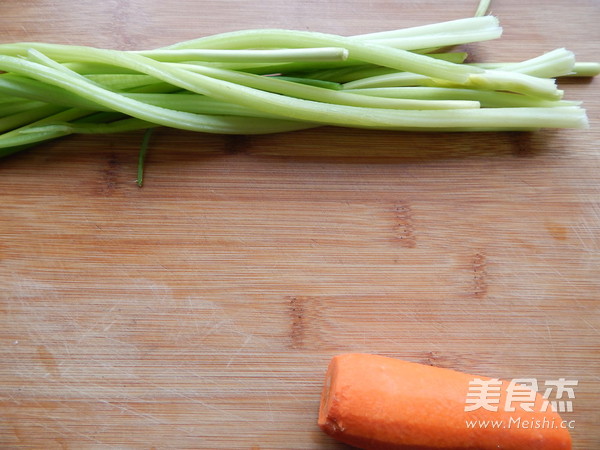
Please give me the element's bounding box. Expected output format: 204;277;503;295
37;421;105;445
545;319;558;361
226;334;253;368
582;319;599;335
186;296;202;335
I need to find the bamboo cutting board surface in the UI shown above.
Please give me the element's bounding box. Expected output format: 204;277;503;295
1;1;599;448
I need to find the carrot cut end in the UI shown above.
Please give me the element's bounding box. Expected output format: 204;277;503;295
318;353;572;450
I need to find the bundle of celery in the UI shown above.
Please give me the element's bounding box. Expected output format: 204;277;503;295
0;10;598;160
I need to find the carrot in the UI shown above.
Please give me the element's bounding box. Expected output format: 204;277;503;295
318;353;572;450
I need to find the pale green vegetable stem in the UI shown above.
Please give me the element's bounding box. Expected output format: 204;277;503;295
159;29;482;83
0;7;596;160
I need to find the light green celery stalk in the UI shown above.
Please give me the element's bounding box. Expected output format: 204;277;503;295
0;5;595;161
344;72;440;89
236;52;467;78
343;68;563;100
344;87;579;108
469;48;576;78
0;99;49;118
164;16;501;54
473;61;600;78
0;49;483;128
22;115;314;136
0;51;588;135
135;47;349;63
0;16;494;85
155;29;483;83
0;109;317;155
352;16;498;41
89;69;342;91
0;108;94;155
0;96;31;105
0;110;154;157
342;48;576;98
121;93;308;118
0;71;182;112
23;46;476;112
349;15;501;54
0;104;67;133
21;106;587;134
0;73;105;109
62;61;139;75
288;53;468;83
0;56;319;137
0;38;479;84
169;63;480;110
467;71;562;100
264;77;342;90
85;74;161;90
358;22;502;50
564;62;600;77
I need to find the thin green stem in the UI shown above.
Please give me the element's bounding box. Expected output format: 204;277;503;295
474;0;492;17
0;104;67;133
345;87;579;108
136;47;349;63
85;74;162;90
137;128;153;187
0;73;106;109
357;27;502;50
352;16;499;40
124;93;282;118
0;108;93;153
0;99;48;118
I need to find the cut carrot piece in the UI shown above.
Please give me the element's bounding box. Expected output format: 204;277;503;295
318;353;572;450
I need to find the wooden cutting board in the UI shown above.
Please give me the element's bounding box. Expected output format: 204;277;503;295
1;0;598;448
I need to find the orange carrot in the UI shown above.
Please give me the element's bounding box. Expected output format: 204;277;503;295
318;353;572;450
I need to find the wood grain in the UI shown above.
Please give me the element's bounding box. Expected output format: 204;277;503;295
1;1;599;449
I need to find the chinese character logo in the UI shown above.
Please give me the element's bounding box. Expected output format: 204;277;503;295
465;377;578;413
465;378;502;412
541;378;578;412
